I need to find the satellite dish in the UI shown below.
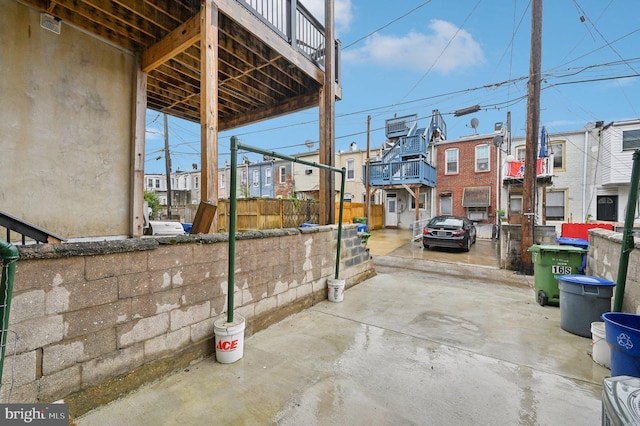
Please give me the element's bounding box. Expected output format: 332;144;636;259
305;139;314;150
470;118;479;135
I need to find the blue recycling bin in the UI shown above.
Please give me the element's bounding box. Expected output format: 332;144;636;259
602;312;640;377
357;223;367;233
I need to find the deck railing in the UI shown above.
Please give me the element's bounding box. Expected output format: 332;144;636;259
239;0;340;82
368;158;436;187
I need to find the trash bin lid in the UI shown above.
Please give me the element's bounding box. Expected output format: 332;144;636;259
557;274;615;286
558;237;589;249
528;244;587;253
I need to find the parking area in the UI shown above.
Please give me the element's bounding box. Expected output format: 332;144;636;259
367;228;500;268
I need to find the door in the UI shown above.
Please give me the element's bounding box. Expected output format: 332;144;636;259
597;196;617;222
385;193;398;228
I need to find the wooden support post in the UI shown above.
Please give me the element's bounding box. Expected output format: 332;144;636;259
200;0;219;232
131;56;147;237
319;0;335;225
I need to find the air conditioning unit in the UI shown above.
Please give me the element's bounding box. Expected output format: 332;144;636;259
478;163;489;171
602;376;640;425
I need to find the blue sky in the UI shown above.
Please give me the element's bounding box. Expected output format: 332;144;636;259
145;0;640;174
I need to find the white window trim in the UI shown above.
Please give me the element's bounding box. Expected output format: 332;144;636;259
265;168;272;186
346;159;355;181
252;170;259;187
445;148;459;175
410;192;427;211
475;145;490;172
279;166;286;184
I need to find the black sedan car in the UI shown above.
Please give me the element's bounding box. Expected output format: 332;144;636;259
422;215;477;252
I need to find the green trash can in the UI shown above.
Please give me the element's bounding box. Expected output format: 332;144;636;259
353;217;367;224
528;245;588;306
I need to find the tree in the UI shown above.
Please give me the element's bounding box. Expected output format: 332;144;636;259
144;190;160;217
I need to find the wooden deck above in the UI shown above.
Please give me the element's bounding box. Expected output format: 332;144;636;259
22;0;339;130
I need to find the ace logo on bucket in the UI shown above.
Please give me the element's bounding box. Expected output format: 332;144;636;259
216;339;239;351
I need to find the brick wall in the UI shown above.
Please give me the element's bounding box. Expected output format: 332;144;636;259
2;225;374;417
435;136;498;224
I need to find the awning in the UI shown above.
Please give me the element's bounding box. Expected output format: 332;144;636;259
462;186;491;207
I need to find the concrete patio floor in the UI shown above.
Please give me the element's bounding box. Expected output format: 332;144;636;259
75;231;609;425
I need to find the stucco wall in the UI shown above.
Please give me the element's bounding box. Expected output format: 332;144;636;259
587;228;640;313
1;225;374;418
0;2;134;239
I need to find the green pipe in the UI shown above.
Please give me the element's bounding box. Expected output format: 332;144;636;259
227;136;239;323
335;168;346;279
613;149;640;312
0;240;19;381
231;140;347;282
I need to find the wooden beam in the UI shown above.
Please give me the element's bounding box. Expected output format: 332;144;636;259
142;11;202;72
200;0;219;231
131;56;147;237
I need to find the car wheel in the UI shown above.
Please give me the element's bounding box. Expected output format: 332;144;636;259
464;238;471;252
423;243;430;249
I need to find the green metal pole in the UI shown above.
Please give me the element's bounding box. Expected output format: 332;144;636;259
613;149;640;312
227;137;239;323
335;168;346;279
231;141;347;281
0;240;19;381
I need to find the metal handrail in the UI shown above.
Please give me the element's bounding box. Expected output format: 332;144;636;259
238;0;340;81
0;240;19;382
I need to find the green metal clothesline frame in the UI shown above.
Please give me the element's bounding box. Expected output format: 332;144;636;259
226;136;346;323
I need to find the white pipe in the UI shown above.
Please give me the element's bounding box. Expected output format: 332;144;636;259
582;129;588;221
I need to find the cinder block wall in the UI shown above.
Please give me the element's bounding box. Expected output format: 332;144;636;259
2;225;374;417
588;228;640;313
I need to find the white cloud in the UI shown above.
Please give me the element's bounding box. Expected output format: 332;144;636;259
301;0;353;34
343;19;485;75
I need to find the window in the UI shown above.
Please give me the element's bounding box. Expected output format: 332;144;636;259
546;190;566;221
252;170;259;187
155;179;160;189
467;207;487;221
623;129;640;151
279;166;286;184
475;145;490;172
515;146;526;162
510;195;522;214
445;149;459;174
346;159;355;180
147;178;153;188
220;175;226;189
241;170;247;185
411;192;427;211
183;177;187;188
549;141;565;170
194;176;199;189
265;168;272;186
440;195;452;215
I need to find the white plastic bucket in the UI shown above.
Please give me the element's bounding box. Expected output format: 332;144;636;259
214;314;245;364
591;321;610;369
327;278;345;303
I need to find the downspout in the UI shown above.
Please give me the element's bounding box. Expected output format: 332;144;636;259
613;149;640;312
0;240;19;381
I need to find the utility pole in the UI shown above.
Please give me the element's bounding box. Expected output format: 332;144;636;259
521;0;543;275
163;113;172;220
365;115;371;231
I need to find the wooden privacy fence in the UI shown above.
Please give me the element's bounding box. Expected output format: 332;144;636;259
217;199;383;232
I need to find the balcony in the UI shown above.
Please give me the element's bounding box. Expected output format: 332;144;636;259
503;156;554;181
367;158;436;187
